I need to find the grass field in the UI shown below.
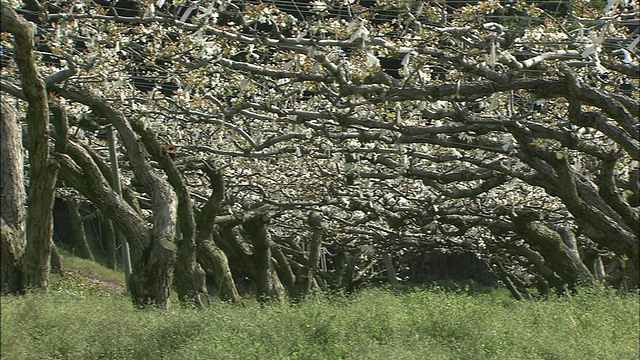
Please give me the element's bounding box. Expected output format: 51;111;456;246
1;254;638;359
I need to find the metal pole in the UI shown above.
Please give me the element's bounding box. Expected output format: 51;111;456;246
107;126;132;292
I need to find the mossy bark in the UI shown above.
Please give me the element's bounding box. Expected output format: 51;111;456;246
0;98;26;294
65;197;95;261
290;212;325;301
197;239;240;302
50;244;63;274
242;216;286;303
516;220;594;290
1;220;24;294
194;165;240;302
2;5;59;292
52;86;179;309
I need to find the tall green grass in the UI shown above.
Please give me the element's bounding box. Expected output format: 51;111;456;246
2;285;637;359
54;247;125;282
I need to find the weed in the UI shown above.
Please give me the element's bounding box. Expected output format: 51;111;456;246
1;256;637;360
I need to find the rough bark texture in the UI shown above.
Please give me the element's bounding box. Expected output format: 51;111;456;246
581;248;607;281
198;239;240;302
213;225;254;294
128;234;176;309
212;204;289;301
1;219;23;294
513;244;563;293
0;98;26;294
243;216;286;303
173;243;210;307
57;139;176;308
291;212;325;301
65;197;95;261
383;253;399;288
330;249;347;291
0;98;25;244
2;4;59;292
50;243;63;274
191;162;240;302
343;253;358;293
516;220;594;290
52;86;178;308
195;165;240;302
519;132;638;289
272;245;296;292
494;261;528;301
102;216;117;270
130;123;208;307
56;143;149;257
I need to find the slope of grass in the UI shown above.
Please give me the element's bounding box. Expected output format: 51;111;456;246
57;251;124;282
1;255;638;359
49;249;126;296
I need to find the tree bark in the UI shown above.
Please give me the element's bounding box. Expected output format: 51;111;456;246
272;244;296;292
65;197;95;261
0;98;26;294
2;4;59;292
1;219;23;294
127;120;208;307
102;216;117;270
174;238;210;307
50;243;63;274
197;238;240;302
383;253;400;288
515;220;594;290
291;212;325;301
242;215;286;303
52;85;178;309
519;137;638;289
55;126;175;308
195;165;240;302
513;244;564;293
330;249;347;291
494;261;529;300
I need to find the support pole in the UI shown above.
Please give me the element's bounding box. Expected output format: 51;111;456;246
107;126;132;292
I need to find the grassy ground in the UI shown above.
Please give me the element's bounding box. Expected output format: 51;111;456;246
1;255;638;360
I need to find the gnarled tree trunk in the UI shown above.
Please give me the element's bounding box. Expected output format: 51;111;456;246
2;5;59;292
243;215;286;303
65;197;95;261
102;216;118;270
290;212;325;301
198;238;240;302
196;165;240;302
515;219;594;291
0;98;26;294
52;86;178;309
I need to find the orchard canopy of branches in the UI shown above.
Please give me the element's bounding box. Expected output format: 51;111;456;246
2;0;638;302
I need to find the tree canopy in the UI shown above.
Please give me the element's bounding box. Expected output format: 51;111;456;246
1;0;638;306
